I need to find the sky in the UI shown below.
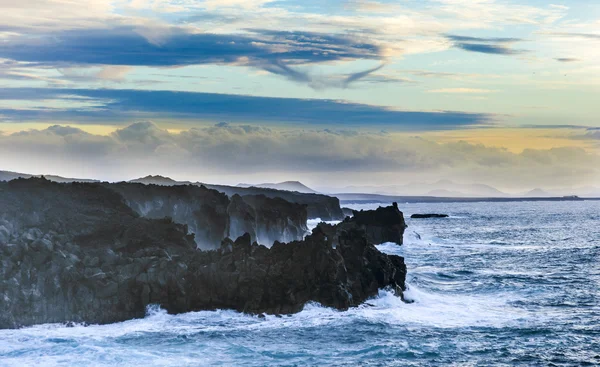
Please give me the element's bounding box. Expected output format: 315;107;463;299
0;0;599;192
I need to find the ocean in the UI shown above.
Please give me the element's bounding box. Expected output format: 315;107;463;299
1;201;599;366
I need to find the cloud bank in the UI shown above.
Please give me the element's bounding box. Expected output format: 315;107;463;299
1;122;598;190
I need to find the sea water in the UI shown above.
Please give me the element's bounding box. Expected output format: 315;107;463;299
1;201;599;366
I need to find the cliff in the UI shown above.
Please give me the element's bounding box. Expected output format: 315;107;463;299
127;175;343;220
0;178;406;328
207;184;344;220
318;202;407;246
105;183;308;249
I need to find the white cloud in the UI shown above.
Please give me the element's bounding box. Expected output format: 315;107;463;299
0;122;598;190
427;88;497;94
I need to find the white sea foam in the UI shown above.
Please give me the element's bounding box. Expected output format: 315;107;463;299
306;218;341;232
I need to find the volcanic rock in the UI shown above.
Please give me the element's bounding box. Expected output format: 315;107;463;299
410;214;449;219
318;202;407;246
0;178;406;329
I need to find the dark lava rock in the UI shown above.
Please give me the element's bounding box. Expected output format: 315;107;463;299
411;214;449;219
206;184;344;221
229;194;308;245
106;182;308;249
0;178;406;329
319;202;407;246
341;207;355;217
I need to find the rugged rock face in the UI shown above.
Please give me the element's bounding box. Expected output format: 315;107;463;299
206;184;344;220
0;178;406;329
227;194;308;245
318;202;407;246
106;183;308;249
106;182;231;249
125;175;345;221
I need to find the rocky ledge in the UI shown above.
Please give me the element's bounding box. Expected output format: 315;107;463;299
0;178;406;329
106;182;309;249
318;202;407;246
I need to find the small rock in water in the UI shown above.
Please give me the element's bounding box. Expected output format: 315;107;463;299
411;214;449;219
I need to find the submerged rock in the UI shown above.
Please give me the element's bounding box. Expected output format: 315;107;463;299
318;202;407;246
0;178;406;329
411;214;449;219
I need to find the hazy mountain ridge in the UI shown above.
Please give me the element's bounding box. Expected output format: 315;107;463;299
1;171;598;199
237;181;317;194
327;180;600;198
0;171;99;183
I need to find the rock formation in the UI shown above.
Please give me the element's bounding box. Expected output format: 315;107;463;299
201;184;344;221
127;175;345;221
227;194;308;245
106;183;308;249
318;202;407;246
410;214;449;219
0;178;406;329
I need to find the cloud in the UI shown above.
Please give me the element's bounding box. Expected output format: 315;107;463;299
0;122;597;189
446;34;527;55
427;88;496;94
571;128;600;141
555;58;580;63
0;88;493;129
0;27;385;88
547;33;600;40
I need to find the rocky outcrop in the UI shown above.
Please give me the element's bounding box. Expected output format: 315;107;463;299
106;183;308;249
106;182;231;249
127;175;345;221
0;178;406;328
206;184;344;220
318;202;407;246
227;194;308;245
411;214;449;219
342;207;355;217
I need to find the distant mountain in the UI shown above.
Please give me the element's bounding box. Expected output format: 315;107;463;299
237;181;318;194
0;170;98;183
129;175;191;186
332;180;510;197
0;171;30;182
522;188;553;197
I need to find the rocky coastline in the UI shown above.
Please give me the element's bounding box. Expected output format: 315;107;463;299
0;178;407;329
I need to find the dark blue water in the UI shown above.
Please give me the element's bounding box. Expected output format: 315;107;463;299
1;201;599;366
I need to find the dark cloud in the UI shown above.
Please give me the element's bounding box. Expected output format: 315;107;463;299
0;88;493;130
455;43;524;55
0;27;384;88
446;34;527;55
446;35;522;43
555;58;580;63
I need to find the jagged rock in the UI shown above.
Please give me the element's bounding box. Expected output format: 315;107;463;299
105;182;230;249
341;207;355;217
206;184;344;220
239;194;308;245
317;202;407;246
0;178;406;329
106;182;308;249
411;214;449;219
